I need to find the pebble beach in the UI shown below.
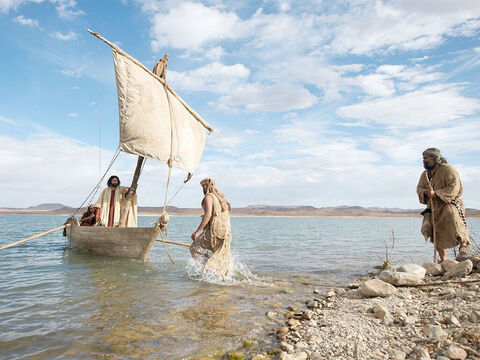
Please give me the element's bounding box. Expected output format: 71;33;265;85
216;253;480;360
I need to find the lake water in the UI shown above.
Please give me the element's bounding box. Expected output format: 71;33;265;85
1;215;479;359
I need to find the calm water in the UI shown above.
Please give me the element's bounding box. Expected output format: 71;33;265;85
1;215;479;359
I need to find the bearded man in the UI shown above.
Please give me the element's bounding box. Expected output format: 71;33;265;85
94;175;137;227
190;178;232;276
416;148;470;262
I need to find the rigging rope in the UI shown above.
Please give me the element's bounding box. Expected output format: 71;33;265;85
98;39;102;181
155;82;179;263
71;147;121;217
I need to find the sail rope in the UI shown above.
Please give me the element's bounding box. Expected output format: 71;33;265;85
97;39;102;181
155;82;178;264
70;147;121;217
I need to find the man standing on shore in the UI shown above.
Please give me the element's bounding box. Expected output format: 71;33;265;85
190;178;232;276
416;148;470;262
94;175;137;227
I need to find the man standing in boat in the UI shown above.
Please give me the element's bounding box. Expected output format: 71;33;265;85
190;178;232;276
94;175;138;227
416;148;470;262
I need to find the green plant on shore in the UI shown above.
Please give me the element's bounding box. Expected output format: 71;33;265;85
374;230;395;270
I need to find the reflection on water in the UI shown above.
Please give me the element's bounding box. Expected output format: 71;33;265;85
1;215;479;359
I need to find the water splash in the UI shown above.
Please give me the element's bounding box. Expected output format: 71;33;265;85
185;252;273;287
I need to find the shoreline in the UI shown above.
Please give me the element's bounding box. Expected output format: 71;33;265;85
212;256;480;360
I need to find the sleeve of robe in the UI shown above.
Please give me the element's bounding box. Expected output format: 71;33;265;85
416;171;429;205
435;165;462;204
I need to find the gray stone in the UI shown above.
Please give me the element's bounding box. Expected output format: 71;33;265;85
302;309;313;320
306;300;319;309
423;261;444;276
444;344;467;360
443;315;461;327
266;311;277;319
457;290;476;300
326;290;336;297
279;341;294;353
360;279;398;297
471;310;480;323
391;349;406;359
379;264;426;285
415;346;431;359
441;259;459;273
373;304;390;320
425;325;448;340
278;352;308;360
442;260;473;279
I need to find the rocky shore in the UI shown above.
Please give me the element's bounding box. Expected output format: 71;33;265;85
216;253;480;360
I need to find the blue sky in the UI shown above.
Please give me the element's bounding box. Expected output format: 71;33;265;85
1;0;480;209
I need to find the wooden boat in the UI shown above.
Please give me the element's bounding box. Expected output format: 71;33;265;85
65;30;212;260
66;226;158;260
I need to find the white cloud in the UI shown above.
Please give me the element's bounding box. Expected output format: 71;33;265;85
51;31;76;41
0;114;16;125
13;14;39;27
150;1;244;51
328;1;480;55
218;82;317;112
0;0;43;13
68;112;77;117
205;130;244;155
353;74;396;97
169;62;250;93
1;0;83;19
58;66;83;78
204;46;225;61
54;0;84;19
337;85;480;127
370;121;480;164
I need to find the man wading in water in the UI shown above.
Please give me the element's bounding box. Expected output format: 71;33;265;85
416;148;470;262
190;178;232;277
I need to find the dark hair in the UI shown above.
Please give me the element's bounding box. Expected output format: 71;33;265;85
107;175;120;187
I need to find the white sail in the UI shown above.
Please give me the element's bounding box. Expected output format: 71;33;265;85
113;49;209;173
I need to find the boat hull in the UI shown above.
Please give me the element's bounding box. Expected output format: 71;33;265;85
66;225;158;260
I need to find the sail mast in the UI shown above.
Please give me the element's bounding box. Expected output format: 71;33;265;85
119;156;145;227
87;29;213;132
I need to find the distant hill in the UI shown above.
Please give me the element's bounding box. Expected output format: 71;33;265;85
1;203;479;217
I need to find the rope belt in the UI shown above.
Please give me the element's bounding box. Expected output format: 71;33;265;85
451;199;468;230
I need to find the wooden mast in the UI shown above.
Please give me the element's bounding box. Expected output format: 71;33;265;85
119;156;145;227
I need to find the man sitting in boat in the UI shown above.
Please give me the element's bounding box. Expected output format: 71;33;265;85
79;205;98;226
190;178;232;276
94;175;138;227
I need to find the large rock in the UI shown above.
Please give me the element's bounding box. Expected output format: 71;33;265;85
445;344;467;360
441;259;458;273
422;261;444;276
442;260;473;279
379;264;426;285
360;279;397;297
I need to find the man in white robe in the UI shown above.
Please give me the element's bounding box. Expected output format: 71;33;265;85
94;175;137;227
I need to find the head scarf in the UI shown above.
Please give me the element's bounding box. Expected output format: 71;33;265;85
107;175;121;187
200;178;231;212
422;148;447;165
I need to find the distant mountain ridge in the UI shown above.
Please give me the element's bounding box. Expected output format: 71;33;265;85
1;203;479;217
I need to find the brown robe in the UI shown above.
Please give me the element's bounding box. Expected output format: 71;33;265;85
192;193;232;276
416;164;469;249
